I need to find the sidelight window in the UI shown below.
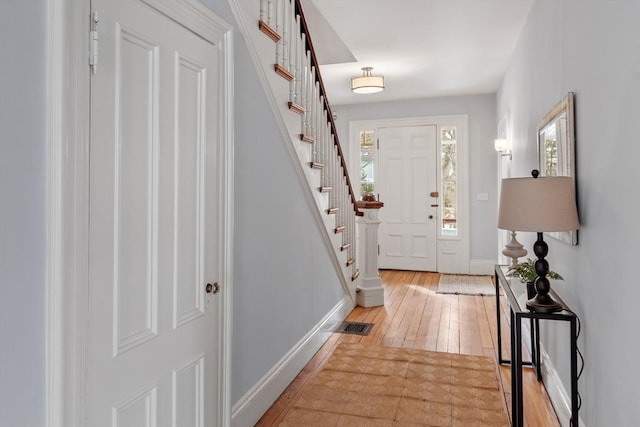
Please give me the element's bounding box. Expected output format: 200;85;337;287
441;127;457;236
360;131;375;198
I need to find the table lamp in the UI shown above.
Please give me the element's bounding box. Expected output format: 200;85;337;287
498;170;579;313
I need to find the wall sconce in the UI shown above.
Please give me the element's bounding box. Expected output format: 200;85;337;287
494;138;511;160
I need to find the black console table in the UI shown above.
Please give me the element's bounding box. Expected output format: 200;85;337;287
494;265;579;427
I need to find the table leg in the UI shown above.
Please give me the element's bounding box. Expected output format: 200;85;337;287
497;270;506;364
535;319;542;381
529;318;536;370
510;309;520;426
514;313;524;427
570;318;579;426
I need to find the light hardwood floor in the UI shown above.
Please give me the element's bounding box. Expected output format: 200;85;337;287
256;270;560;427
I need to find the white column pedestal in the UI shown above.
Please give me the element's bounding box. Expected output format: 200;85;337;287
356;201;384;307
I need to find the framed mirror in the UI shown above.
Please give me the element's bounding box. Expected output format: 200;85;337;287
537;92;578;245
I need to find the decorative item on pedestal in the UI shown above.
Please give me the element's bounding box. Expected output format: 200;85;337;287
502;230;527;268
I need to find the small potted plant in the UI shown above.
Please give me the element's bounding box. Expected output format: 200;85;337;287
360;182;376;201
506;258;564;299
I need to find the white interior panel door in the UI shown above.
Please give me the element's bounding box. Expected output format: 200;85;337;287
378;126;438;271
88;1;220;425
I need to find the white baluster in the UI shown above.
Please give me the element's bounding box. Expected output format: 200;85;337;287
348;197;355;265
336;141;343;234
306;66;313;143
300;32;307;128
318;91;325;172
297;18;304;106
294;21;299;106
323;113;329;187
289;11;296;103
339;155;344;228
267;0;273;26
327;120;334;206
309;66;316;140
274;0;281;65
281;0;288;70
346;181;351;253
336;150;342;230
307;56;313;137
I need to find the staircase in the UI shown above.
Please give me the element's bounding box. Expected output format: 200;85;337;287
230;0;362;302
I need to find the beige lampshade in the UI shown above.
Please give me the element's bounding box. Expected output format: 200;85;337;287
498;176;579;232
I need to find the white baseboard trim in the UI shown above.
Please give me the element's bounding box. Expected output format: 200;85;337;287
540;347;586;427
231;298;353;427
356;286;384;307
469;259;496;275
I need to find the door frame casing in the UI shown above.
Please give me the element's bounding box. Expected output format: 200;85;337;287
349;115;470;274
45;1;234;426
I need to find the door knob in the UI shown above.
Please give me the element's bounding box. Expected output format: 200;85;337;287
429;215;434;219
206;282;220;294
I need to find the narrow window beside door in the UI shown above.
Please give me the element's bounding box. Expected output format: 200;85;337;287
441;127;457;236
360;131;375;199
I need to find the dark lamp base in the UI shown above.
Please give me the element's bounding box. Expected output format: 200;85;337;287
526;294;562;313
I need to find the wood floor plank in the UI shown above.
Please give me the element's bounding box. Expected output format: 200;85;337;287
425;280;444;351
459;293;482;355
413;271;438;350
436;292;452;352
255;270;561;427
476;294;495;351
404;271;430;345
447;294;461;353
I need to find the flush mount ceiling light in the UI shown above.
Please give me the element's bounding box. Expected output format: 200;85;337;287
351;67;385;94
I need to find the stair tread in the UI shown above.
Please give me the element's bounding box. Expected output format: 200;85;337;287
274;64;293;81
288;101;306;115
300;134;315;143
258;20;280;42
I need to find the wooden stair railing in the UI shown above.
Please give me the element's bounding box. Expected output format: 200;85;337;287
258;0;362;282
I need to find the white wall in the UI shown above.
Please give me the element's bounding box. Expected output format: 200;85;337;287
497;1;640;424
198;0;347;406
333;95;498;263
0;1;47;426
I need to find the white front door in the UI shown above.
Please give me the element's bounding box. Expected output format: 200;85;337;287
88;0;221;425
378;126;438;271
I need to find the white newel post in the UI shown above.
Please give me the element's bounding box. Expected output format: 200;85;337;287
356;201;385;307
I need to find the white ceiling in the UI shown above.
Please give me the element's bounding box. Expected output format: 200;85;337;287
302;0;533;106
